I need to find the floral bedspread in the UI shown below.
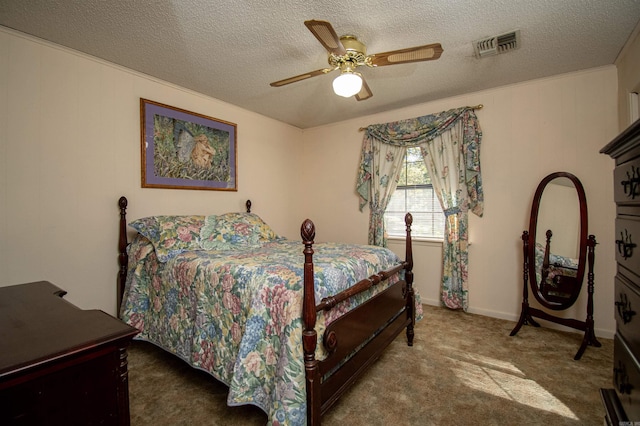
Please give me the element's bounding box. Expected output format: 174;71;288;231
121;234;421;425
533;242;578;284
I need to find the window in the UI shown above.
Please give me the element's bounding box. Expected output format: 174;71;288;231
630;91;639;123
384;147;445;239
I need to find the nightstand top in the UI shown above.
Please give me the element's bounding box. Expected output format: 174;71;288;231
0;281;138;380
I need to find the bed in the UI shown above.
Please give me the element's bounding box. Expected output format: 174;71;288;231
534;241;579;302
117;196;419;425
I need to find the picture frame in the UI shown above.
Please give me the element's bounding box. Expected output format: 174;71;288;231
140;98;237;191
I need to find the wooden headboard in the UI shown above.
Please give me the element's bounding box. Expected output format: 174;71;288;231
116;196;253;313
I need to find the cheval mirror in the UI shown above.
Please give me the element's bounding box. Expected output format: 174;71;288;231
510;171;601;360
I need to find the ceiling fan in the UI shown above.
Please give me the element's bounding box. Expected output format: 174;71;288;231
270;20;443;100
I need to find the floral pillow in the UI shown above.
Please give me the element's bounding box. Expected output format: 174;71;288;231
200;212;279;251
129;215;205;262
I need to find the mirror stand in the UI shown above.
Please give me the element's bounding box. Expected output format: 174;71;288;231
511;231;600;360
510;171;601;360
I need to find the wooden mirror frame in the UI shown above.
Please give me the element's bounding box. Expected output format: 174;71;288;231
510;171;601;360
528;172;588;309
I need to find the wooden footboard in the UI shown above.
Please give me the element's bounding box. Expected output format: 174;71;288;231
301;214;414;425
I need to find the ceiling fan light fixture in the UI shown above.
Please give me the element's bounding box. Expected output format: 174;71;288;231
270;20;442;102
332;71;362;97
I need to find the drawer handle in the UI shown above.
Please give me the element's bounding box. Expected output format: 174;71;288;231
616;229;636;259
615;293;637;324
614;361;634;395
621;166;640;199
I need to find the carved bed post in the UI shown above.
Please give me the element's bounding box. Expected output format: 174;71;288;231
117;196;129;316
301;219;321;425
404;213;415;346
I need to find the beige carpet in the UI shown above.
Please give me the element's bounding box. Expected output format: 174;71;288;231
127;304;613;425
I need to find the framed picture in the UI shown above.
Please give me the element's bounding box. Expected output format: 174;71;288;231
140;98;237;191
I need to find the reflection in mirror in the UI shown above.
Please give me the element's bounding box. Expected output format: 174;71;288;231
535;177;581;302
537;177;580;258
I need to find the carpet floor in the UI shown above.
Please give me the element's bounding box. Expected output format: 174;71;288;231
127;304;613;425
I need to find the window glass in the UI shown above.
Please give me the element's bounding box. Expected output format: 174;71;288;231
384;147;445;239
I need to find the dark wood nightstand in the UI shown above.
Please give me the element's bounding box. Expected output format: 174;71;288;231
0;281;139;425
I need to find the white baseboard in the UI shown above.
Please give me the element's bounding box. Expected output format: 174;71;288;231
421;302;615;339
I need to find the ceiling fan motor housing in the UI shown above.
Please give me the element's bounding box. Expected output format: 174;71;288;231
340;35;366;55
328;35;369;70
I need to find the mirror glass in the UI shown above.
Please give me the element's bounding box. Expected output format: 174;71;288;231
529;172;587;309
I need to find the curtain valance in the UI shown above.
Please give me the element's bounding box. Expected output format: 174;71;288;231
356;106;483;216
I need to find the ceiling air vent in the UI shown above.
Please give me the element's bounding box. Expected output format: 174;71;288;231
473;30;521;58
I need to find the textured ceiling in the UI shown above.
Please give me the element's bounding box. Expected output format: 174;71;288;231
1;0;640;129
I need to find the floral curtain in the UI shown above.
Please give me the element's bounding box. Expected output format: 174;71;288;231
355;138;405;246
356;107;483;310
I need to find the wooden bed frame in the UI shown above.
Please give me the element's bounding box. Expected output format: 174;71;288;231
117;196;415;425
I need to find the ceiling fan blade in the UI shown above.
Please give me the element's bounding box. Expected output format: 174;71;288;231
304;20;347;56
369;43;443;67
355;77;373;101
270;68;330;87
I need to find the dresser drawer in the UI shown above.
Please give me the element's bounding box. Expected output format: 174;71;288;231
613;335;640;421
616;217;640;279
615;276;640;355
614;159;640;205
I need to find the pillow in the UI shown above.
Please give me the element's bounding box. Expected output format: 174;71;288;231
129;215;205;262
200;212;279;251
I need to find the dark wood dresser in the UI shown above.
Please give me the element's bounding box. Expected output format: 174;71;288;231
600;119;640;423
0;281;139;425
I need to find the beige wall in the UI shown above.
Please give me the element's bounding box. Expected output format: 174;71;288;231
0;26;622;338
0;28;305;314
616;21;640;131
301;67;619;337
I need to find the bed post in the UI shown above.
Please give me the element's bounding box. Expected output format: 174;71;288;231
117;196;129;316
301;219;321;425
404;213;415;346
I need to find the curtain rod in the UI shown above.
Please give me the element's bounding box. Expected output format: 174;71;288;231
358;104;484;132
